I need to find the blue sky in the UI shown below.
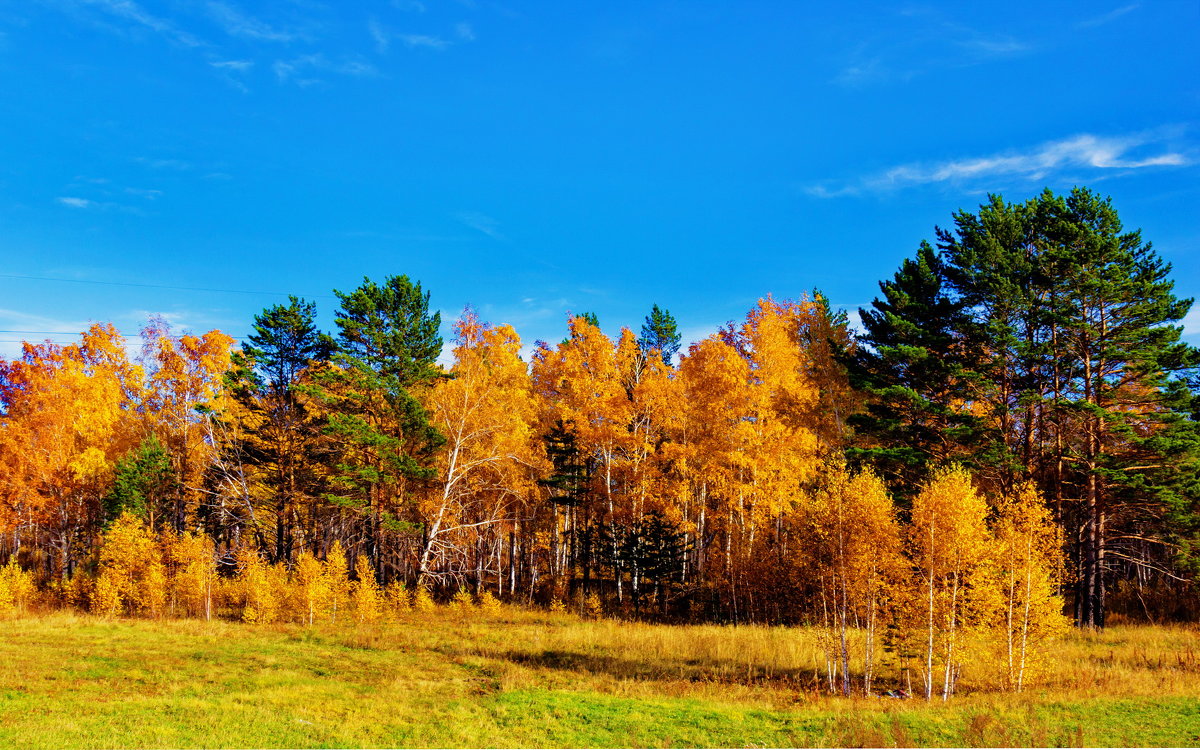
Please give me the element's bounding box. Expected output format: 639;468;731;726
1;1;1198;361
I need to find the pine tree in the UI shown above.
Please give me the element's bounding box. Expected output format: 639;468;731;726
848;243;979;499
314;275;447;575
638;304;682;365
104;436;174;525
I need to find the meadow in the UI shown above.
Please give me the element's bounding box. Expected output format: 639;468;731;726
0;608;1197;748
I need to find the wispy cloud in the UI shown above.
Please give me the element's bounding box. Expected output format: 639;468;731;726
1078;4;1140;29
370;18;473;53
273;54;376;85
808;132;1193;197
368;17;390;52
456;211;504;240
834;12;1030;87
57;196;96;209
210;59;254;72
205;1;299;42
76;0;204;48
0;309;97;359
1180;309;1200;341
398;33;450;50
124;187;162;199
136;157;191;170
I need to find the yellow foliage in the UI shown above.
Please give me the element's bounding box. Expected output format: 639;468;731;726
479;590;502;612
0;558;35;613
92;571;121;618
324;542;351;624
352;555;383;624
385;581;411;614
292;549;328;625
412;585;435;612
97;512;167;617
235;547;279;624
583;592;603;619
164;531;217;619
450;587;474;609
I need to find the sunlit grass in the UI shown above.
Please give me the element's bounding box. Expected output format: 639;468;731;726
1;608;1197;748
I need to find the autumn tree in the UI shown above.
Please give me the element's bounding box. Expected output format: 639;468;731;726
420;310;539;589
809;464;903;695
908;466;992;701
0;324;142;578
990;483;1069;691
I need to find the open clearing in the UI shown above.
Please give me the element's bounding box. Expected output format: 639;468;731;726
1;610;1198;748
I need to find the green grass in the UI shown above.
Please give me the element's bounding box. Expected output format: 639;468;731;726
0;611;1198;748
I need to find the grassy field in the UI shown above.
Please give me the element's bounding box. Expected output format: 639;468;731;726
0;609;1198;748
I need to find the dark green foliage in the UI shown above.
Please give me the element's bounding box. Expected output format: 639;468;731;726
638;304;682;365
539;420;589;508
104;435;173;524
244;296;333;391
847;242;979;499
857;187;1200;625
334;276;443;384
313;275;447;564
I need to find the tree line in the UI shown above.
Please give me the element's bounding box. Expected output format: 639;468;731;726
0;186;1197;639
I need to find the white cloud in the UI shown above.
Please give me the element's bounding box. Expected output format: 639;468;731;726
136;157;191;170
57;196;95;209
398;33;450;50
368;18;390;52
78;0;204;48
1078;4;1140;29
808;132;1193;197
455;211;504;240
0;309;95;360
206;1;298;42
833;12;1030;87
273;54;376;84
210;59;254;72
124;187;162;199
455;23;475;42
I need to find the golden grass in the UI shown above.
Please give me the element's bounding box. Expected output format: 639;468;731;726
0;607;1197;748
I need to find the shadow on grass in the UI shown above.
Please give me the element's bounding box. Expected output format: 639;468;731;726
488;647;820;690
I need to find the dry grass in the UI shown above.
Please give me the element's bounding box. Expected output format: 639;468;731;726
0;607;1197;748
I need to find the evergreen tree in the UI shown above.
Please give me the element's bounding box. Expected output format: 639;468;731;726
104;435;174;526
638;304;682;365
871;187;1200;626
230;296;334;563
847;242;979;499
243;296;334;392
315;275;447;573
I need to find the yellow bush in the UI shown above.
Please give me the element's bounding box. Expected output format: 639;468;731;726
325;542;351;624
352;555;383;624
236;547;279;624
0;558;35;613
413;585;435;612
479;590;502;613
384;581;410;615
164;532;217;619
583;592;603;619
96;512;167;617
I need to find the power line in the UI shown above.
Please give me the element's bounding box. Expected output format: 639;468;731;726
0;273;337;299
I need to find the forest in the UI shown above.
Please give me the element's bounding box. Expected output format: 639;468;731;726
1;187;1198;700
